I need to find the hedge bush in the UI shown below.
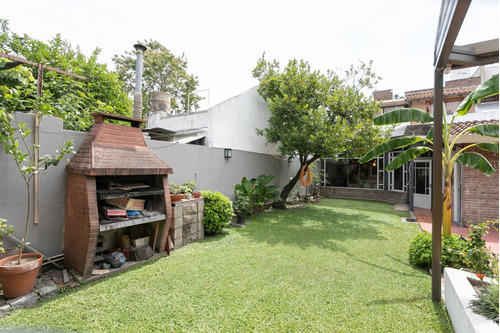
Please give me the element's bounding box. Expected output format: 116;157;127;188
408;231;469;269
201;191;233;234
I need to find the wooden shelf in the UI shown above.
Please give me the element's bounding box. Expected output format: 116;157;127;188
99;212;166;232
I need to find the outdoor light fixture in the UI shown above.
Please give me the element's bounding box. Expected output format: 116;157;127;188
224;148;232;159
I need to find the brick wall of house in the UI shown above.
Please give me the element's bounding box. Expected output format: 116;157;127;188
373;89;393;101
63;173;99;278
445;77;481;89
461;148;499;224
410;100;430;112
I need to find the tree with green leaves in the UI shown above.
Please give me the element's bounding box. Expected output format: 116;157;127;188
0;19;132;131
252;55;387;205
359;74;499;236
113;40;201;114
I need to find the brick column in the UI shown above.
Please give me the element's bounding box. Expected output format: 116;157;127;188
159;175;173;252
63;173;99;278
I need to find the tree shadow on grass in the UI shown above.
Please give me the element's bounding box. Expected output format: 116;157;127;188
344;252;423;278
237;203;392;253
366;296;452;333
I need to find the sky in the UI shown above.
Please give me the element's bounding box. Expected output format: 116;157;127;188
1;0;499;110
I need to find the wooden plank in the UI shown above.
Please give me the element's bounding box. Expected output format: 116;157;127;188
152;221;159;252
99;214;166;232
62;269;69;283
0;52;87;80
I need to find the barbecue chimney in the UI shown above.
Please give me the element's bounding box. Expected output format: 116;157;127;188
133;44;147;119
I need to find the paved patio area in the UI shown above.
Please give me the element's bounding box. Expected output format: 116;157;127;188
414;208;499;255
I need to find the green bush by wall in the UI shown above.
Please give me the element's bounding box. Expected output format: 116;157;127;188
201;191;233;234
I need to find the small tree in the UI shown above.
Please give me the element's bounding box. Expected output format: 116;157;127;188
359;74;499;236
252;54;387;205
113;39;201;114
0;88;74;264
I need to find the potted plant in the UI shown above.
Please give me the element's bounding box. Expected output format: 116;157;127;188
183;180;201;198
169;183;185;202
0;109;74;298
233;195;251;225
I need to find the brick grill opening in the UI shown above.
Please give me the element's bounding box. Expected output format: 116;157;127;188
64;113;173;278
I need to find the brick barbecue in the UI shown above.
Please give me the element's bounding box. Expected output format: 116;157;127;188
64;113;173;279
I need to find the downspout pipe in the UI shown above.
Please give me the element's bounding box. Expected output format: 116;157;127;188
133;44;147;119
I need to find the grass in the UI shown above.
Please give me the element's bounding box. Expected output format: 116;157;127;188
1;198;452;332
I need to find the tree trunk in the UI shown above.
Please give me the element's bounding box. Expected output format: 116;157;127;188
442;179;452;237
277;157;318;209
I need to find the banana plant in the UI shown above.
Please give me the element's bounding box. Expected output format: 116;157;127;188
360;74;499;236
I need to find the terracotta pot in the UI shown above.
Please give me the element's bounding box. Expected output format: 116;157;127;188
192;192;201;198
475;273;486;281
0;253;43;298
170;194;185;202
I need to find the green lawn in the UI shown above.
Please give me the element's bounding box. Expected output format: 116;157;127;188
1;198;452;332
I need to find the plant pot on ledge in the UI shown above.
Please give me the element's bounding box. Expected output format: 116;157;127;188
170;194;185;202
0;253;43;298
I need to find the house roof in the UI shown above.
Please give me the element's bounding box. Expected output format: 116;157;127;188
450;119;499;144
450;119;499;135
405;86;476;101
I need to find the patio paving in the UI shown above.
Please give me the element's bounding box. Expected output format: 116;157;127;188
414;208;499;255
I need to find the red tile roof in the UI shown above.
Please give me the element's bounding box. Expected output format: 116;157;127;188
406;86;476;101
450;119;499;136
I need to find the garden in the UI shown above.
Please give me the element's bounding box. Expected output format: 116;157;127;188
1;199;455;332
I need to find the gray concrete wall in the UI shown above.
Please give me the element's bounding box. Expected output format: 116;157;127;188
148;139;298;197
0;113;86;257
1;113;301;257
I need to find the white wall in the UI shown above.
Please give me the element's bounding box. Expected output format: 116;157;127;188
207;86;279;155
147;110;208;131
146;86;280;155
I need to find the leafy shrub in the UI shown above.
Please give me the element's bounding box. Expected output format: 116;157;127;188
234;174;280;215
442;234;469;268
469;281;499;324
201;191;233;234
408;232;468;269
465;221;499;277
409;232;433;268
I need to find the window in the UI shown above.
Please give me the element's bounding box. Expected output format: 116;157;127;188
445;100;461;115
322;158;382;189
388;151;407;192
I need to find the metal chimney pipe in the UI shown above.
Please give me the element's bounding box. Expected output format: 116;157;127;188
133;43;147;119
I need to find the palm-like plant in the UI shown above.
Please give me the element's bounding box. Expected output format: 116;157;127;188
360;74;499;236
